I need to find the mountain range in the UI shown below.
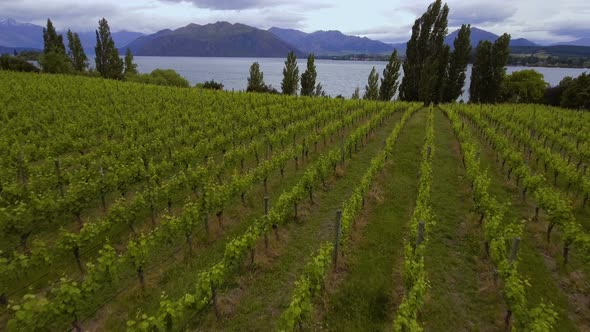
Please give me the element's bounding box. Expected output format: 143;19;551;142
1;18;589;58
268;27;394;55
0;18;143;52
127;22;303;57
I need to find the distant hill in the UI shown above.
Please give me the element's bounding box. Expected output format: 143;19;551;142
552;37;590;47
0;18;143;52
127;22;304;57
0;45;40;55
510;45;590;58
269;27;396;56
445;27;537;48
0;18;43;48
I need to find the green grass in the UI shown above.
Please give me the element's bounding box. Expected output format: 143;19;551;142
308;108;427;331
420;110;504;331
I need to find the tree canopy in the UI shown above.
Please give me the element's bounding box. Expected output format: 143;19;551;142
281;51;299;95
379;50;402;101
95;18;124;80
500;69;548;104
300;54;317;97
363;67;380;100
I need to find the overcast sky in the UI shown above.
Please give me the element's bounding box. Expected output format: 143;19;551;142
1;0;588;44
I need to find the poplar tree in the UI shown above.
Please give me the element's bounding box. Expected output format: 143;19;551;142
67;30;88;72
363;67;380;100
281;51;299;95
379;50;402;101
43;19;66;55
443;24;471;102
399;0;449;105
247;62;265;92
470;33;511;103
40;19;72;73
95;18;124;80
124;48;138;76
300;54;317;96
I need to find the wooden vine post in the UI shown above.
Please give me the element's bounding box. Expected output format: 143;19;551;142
333;209;342;268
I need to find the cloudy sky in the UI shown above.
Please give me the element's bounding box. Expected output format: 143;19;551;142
1;0;588;44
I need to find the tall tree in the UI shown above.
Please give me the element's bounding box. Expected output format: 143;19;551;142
95;18;124;80
300;54;317;97
379;50;402;101
399;0;449;105
124;48;138;76
469;33;511;103
40;19;72;73
67;30;88;72
489;33;511;102
281;51;299;95
43;19;66;55
363;67;380;100
443;24;471;102
351;87;360;100
247;62;266;92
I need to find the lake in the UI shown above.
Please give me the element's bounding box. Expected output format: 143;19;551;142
134;56;588;100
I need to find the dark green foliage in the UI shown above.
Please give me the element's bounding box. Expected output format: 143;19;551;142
15;51;41;61
314;82;326;97
124;48;138;76
500;69;548;103
379;50;402;101
301;54;317;97
560;72;590;109
95;18;124;80
363;67;379;100
443;24;471;102
247;62;270;93
432;45;450;104
399;0;450;105
543;77;573;106
197;80;224;90
469;33;511;103
127;69;190;88
67;30;88;72
43;19;66;55
39;50;74;74
281;51;299;95
40;19;71;74
351;87;360;100
0;55;40;72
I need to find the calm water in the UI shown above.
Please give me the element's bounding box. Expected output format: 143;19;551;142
134;56;589;101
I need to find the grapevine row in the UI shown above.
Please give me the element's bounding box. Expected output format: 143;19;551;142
442;106;557;329
457;105;590;269
123;103;409;331
392;107;434;331
277;105;420;331
6;103;406;331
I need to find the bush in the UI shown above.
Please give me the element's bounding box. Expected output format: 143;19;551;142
39;51;73;74
499;69;547;104
127;69;190;88
0;55;40;73
196;80;224;90
560;72;590;110
246;84;279;94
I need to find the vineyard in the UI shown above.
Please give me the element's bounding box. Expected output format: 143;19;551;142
0;71;589;331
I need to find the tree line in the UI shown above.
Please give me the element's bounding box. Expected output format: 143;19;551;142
1;18;191;88
39;18;137;79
